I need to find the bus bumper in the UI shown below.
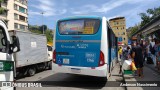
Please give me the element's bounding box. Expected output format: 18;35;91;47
52;63;108;77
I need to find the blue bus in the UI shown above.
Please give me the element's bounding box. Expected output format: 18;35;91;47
52;16;118;80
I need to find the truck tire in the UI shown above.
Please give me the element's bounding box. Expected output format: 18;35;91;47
28;66;36;76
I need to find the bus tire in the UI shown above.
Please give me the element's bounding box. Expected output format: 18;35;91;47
28;66;36;76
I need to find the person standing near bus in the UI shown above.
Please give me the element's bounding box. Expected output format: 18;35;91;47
118;47;123;59
118;47;123;74
135;42;144;78
126;46;131;59
150;38;156;67
155;40;160;70
130;42;137;76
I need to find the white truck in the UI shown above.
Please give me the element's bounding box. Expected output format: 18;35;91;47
9;30;52;77
0;20;20;90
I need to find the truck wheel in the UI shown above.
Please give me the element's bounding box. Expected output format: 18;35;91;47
28;67;36;76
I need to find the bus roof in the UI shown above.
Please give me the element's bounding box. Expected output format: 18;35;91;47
57;16;102;21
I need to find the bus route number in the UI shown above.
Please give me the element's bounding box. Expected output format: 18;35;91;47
85;53;96;63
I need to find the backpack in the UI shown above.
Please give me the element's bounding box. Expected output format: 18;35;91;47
150;44;155;55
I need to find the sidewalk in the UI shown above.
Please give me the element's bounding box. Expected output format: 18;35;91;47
123;63;160;90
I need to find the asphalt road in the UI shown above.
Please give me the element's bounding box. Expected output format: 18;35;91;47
16;63;126;90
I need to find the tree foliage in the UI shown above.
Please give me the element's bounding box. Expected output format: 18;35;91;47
0;7;4;14
0;0;4;2
128;6;160;37
39;25;47;33
139;7;160;27
45;30;53;43
0;0;5;14
128;24;140;38
29;24;54;43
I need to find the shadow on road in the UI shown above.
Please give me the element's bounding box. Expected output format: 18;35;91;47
15;70;49;80
35;73;107;89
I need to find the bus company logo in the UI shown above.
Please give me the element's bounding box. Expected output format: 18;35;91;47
61;45;76;49
77;44;88;49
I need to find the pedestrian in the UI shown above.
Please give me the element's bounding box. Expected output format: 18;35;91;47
150;38;156;67
118;47;123;59
118;46;123;74
143;41;148;63
130;42;136;60
155;40;160;70
130;42;137;76
140;40;146;64
135;42;144;78
127;46;131;59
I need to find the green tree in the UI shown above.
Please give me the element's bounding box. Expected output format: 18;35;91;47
139;13;150;27
28;24;40;30
45;30;53;43
139;7;160;27
29;24;53;43
30;30;42;34
40;25;47;33
0;7;4;14
0;0;4;3
128;24;140;38
0;0;5;14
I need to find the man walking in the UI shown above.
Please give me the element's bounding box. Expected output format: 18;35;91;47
135;42;144;78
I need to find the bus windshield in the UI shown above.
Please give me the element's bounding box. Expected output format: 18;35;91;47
58;19;100;35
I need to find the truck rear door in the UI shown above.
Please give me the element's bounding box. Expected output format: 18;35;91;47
55;18;102;67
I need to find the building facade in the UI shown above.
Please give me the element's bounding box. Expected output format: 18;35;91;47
0;0;28;31
109;17;128;45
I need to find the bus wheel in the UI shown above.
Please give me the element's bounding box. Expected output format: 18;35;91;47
28;66;36;76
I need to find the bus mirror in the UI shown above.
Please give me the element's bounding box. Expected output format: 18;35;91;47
10;36;20;53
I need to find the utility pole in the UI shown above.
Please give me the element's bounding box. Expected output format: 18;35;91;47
40;12;45;34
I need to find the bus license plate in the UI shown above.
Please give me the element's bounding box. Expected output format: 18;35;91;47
71;68;81;73
63;59;69;64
